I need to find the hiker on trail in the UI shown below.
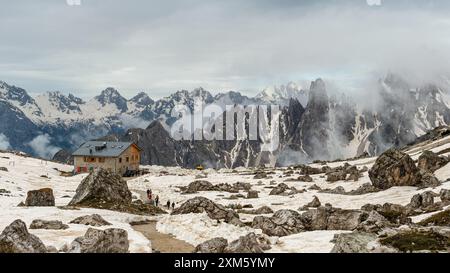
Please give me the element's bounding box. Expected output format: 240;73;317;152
166;200;171;209
155;195;159;207
147;190;153;204
171;202;175;210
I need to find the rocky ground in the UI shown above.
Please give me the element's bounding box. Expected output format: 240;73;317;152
1;130;450;253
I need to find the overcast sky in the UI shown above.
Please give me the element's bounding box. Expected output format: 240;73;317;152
1;0;450;99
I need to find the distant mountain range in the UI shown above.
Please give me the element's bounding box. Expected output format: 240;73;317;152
1;75;450;168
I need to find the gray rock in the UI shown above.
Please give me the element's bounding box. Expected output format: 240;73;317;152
297;175;313;182
184;180;215;193
69;169;132;208
252;210;305;237
319;186;346;194
225;233;271;253
238;206;274;215
440;189;450;202
25;188;55;207
246;190;259;199
417;151;449;173
331;232;377;253
0;167;8;172
418;171;441;189
194;237;228;253
269;183;289;195
302;206;367;231
69;214;112;227
357;211;392;233
346;183;380;195
29;220;69;230
326;171;347;182
69;228;129;253
369;149;421;190
0;220;47;253
172;197;243;226
409;191;435;209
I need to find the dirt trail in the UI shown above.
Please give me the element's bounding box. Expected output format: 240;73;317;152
132;221;195;253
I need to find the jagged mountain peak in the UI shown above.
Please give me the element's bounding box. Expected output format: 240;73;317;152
308;78;328;104
130;92;153;106
95;87;128;112
0;80;36;107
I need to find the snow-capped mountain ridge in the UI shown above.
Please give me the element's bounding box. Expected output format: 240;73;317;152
1;74;450;166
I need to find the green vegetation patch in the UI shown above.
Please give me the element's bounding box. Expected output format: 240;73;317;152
380;230;450;252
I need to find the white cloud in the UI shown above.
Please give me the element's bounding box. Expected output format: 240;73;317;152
0;1;450;98
0;134;11;150
27;134;61;159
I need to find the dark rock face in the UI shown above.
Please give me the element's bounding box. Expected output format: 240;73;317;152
25;188;55;207
194;237;228;253
172;197;243;226
29;220;69;230
0;220;47;253
69;214;112;227
68;228;129;253
52;149;73;164
252;210;305;237
69;169;132;207
369;149;421;190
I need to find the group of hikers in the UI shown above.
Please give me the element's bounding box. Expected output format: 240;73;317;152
146;189;175;210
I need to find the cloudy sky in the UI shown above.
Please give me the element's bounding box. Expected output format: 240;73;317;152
1;0;450;99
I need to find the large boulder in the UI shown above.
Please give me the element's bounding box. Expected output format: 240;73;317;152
331;232;377;253
418;171;441;189
193;233;271;253
369;149;421;190
417;151;449;173
69;169;132;208
69;214;111;227
409;191;435;209
184;181;215;194
238;206;273;215
194;237;228;253
247;190;259;199
326;171;347;182
252;210;305;237
68;228;129;253
225;233;271;253
356;211;393;233
25;188;55;207
302;205;368;231
440;189;450;203
29;220;69;230
269;183;289;195
0;220;47;253
172;197;243;226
